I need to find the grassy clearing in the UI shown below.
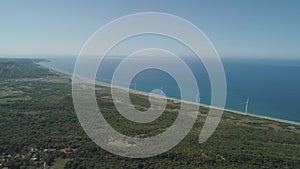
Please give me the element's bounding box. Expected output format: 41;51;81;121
53;158;71;169
38;77;70;83
0;96;31;104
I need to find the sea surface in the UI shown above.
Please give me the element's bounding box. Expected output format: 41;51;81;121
40;56;300;123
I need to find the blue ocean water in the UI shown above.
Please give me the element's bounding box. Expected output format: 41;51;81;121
41;56;300;123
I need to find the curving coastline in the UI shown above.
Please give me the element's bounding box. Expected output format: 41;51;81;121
39;61;300;126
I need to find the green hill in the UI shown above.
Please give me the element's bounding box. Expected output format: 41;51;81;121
0;58;54;78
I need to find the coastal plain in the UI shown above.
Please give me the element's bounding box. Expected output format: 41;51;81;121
0;59;299;169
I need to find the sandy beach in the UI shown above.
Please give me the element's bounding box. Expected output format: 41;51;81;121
42;63;300;126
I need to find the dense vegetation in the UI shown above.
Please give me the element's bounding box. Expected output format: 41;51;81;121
0;59;53;79
0;59;299;169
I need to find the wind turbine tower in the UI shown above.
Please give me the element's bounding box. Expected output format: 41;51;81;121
195;92;200;103
243;96;249;114
133;82;136;90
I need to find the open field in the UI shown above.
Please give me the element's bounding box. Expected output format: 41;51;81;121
53;158;71;169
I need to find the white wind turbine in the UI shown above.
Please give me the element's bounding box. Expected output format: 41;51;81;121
160;85;164;95
195;92;200;103
241;96;249;114
133;82;136;90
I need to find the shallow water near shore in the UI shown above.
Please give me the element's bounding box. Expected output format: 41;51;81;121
40;56;300;123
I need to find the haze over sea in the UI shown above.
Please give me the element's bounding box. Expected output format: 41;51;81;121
40;56;300;123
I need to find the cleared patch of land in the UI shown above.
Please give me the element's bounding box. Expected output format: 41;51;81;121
53;158;71;169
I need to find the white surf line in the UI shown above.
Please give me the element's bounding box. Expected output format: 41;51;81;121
39;63;300;126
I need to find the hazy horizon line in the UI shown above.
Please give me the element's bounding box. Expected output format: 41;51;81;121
1;54;300;60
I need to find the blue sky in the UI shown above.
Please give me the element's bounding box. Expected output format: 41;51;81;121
0;0;300;58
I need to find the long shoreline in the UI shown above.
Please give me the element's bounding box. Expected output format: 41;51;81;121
39;62;300;126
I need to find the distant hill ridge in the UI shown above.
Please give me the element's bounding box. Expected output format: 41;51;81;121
0;58;54;78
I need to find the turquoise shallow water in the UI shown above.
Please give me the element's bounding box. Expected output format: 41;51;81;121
41;56;300;123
